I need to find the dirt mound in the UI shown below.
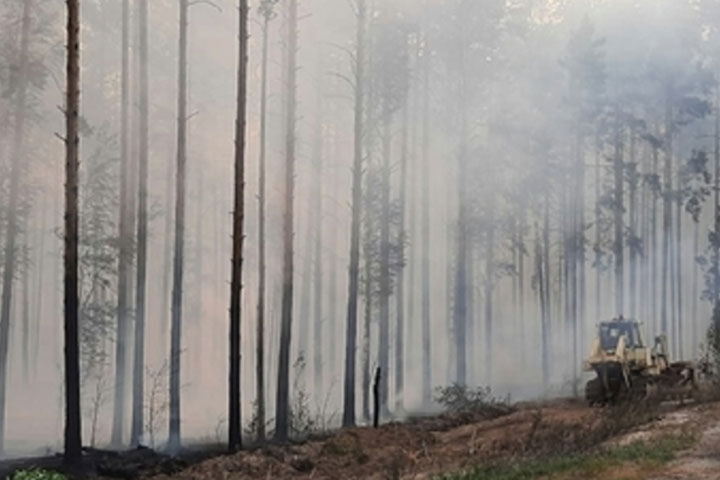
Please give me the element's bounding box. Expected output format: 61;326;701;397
147;402;613;480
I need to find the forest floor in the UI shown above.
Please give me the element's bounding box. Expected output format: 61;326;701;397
5;396;720;479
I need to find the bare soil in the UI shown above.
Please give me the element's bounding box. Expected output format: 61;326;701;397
7;398;720;479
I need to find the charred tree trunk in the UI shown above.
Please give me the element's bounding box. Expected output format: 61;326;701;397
63;0;82;464
275;0;297;442
342;0;366;428
130;0;149;448
111;0;131;447
0;0;31;454
168;0;189;453
229;0;248;453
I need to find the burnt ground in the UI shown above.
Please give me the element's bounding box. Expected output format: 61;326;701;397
4;398;720;479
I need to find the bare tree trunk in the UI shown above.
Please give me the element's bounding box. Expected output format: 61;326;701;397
629;135;638;319
484;213;495;384
394;100;408;412
651;145;659;332
312;103;324;401
112;0;131;447
162;151;174;335
255;4;272;444
32;198;47;377
692;219;699;352
661;98;673;337
535;225;549;386
454;113;469;386
594;141;602;324
713;84;720;331
275;0;297;442
0;0;31;454
228;0;248;453
675;196;683;357
64;0;82;464
361;246;371;422
168;0;189;453
378;111;392;418
342;0;366;428
613;110;624;316
21;227;30;383
130;0;149;447
420;46;431;404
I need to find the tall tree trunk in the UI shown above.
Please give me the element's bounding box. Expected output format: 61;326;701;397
395;101;408;412
651;145;659;332
228;0;248;453
676;207;683;354
594;140;602;324
454;112;469;386
342;0;366;428
692;220;699;352
713;84;720;330
162;151;174;335
131;0;149;448
661;97;673;337
613;111;624;316
361;240;372;422
378;111;392;418
255;6;272;444
275;0;297;442
420;45;431;405
542;192;551;383
312;104;324;401
32;198;47;376
112;0;131;447
0;0;31;454
484;213;495;384
168;0;189;453
629;136;638;319
64;0;82;464
535;225;549;386
21;227;30;382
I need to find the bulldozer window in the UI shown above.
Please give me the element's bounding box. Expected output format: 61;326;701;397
600;322;642;350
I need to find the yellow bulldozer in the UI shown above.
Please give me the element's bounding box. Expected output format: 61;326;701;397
583;317;696;405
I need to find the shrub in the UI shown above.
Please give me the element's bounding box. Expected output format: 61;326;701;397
9;469;68;480
434;384;513;418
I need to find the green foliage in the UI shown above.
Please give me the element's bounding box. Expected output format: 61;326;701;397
78;125;119;376
436;433;696;480
9;469;68;480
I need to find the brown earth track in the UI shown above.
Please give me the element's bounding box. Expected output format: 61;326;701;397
147;399;610;480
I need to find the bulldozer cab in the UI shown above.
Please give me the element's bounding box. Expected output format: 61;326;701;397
599;318;643;351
